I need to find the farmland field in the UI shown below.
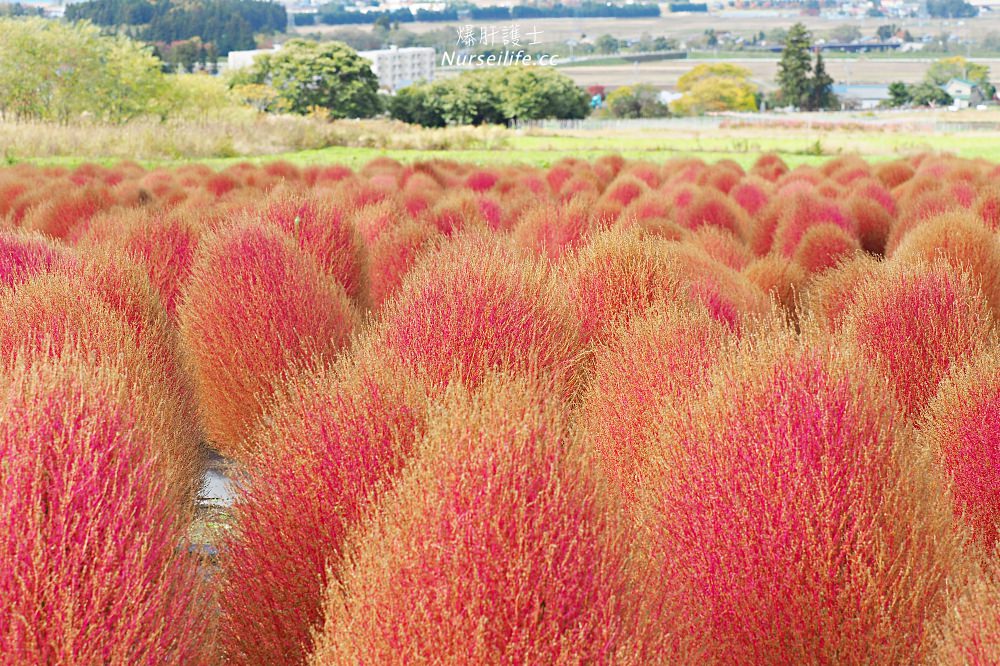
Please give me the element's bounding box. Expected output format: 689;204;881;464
2;150;999;663
555;56;1000;88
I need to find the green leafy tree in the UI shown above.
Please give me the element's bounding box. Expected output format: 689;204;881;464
493;67;589;121
777;23;814;109
887;80;910;107
595;34;620;54
388;67;588;126
876;24;898;41
231;39;381;118
66;0;287;56
908;82;953;106
601;84;670;118
0;18;170;122
387;84;444;126
776;24;837;111
828;24;862;43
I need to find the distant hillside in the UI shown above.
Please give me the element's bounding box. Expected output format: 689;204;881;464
65;0;286;54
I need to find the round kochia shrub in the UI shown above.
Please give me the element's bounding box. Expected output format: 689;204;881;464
0;229;74;288
920;348;1000;552
260;191;367;306
0;272;203;507
641;334;962;664
579;302;732;506
367;219;439;311
0;352;211;665
889;211;1000;319
799;252;883;333
791;222;861;275
375;231;581;397
840;260;996;417
562;227;684;345
178;222;358;459
81;209;201;321
512;195;597;261
932;560;1000;665
311;376;665;665
742;255;806;315
220;345;426;665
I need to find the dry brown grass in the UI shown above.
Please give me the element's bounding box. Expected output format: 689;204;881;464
0;117;509;162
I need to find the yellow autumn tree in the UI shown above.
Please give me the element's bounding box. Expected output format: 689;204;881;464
672;63;759;115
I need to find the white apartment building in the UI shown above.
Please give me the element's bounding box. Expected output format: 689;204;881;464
357;46;435;91
226;46;282;71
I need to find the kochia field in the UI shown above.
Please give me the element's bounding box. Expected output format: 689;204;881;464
0;154;997;665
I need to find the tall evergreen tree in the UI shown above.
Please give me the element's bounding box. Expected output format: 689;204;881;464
777;23;814;109
810;51;836;110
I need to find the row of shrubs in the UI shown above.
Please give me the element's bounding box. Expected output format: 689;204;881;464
1;151;998;663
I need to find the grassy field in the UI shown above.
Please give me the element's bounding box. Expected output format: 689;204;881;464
22;123;1000;171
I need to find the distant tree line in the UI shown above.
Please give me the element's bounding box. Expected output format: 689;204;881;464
318;7;457;25
667;4;709;12
476;2;660;19
65;0;286;54
0;3;43;17
317;2;658;25
926;0;977;18
389;67;589;126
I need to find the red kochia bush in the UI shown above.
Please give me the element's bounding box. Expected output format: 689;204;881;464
311;377;661;664
0;352;211;665
742;256;807;315
260;192;367;306
800;253;884;333
792;222;861;275
579;303;732;506
673;188;750;239
375;232;581;396
81;210;201;320
0;229;74;288
512;196;597;261
846;194;894;255
933;561;1000;664
691;226;753;270
642;334;961;664
562;228;684;345
771;191;853;258
920;349;1000;553
729;178;772;216
21;182;115;241
367;220;439;311
0;272;202;507
889;211;1000;319
841;260;995;417
220;347;426;665
178;222;358;459
875;159;915;188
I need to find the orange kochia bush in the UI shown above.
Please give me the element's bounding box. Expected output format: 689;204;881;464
311;376;681;664
178;222;358;459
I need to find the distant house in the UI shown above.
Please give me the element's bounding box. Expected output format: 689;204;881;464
831;83;891;110
943;78;986;108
